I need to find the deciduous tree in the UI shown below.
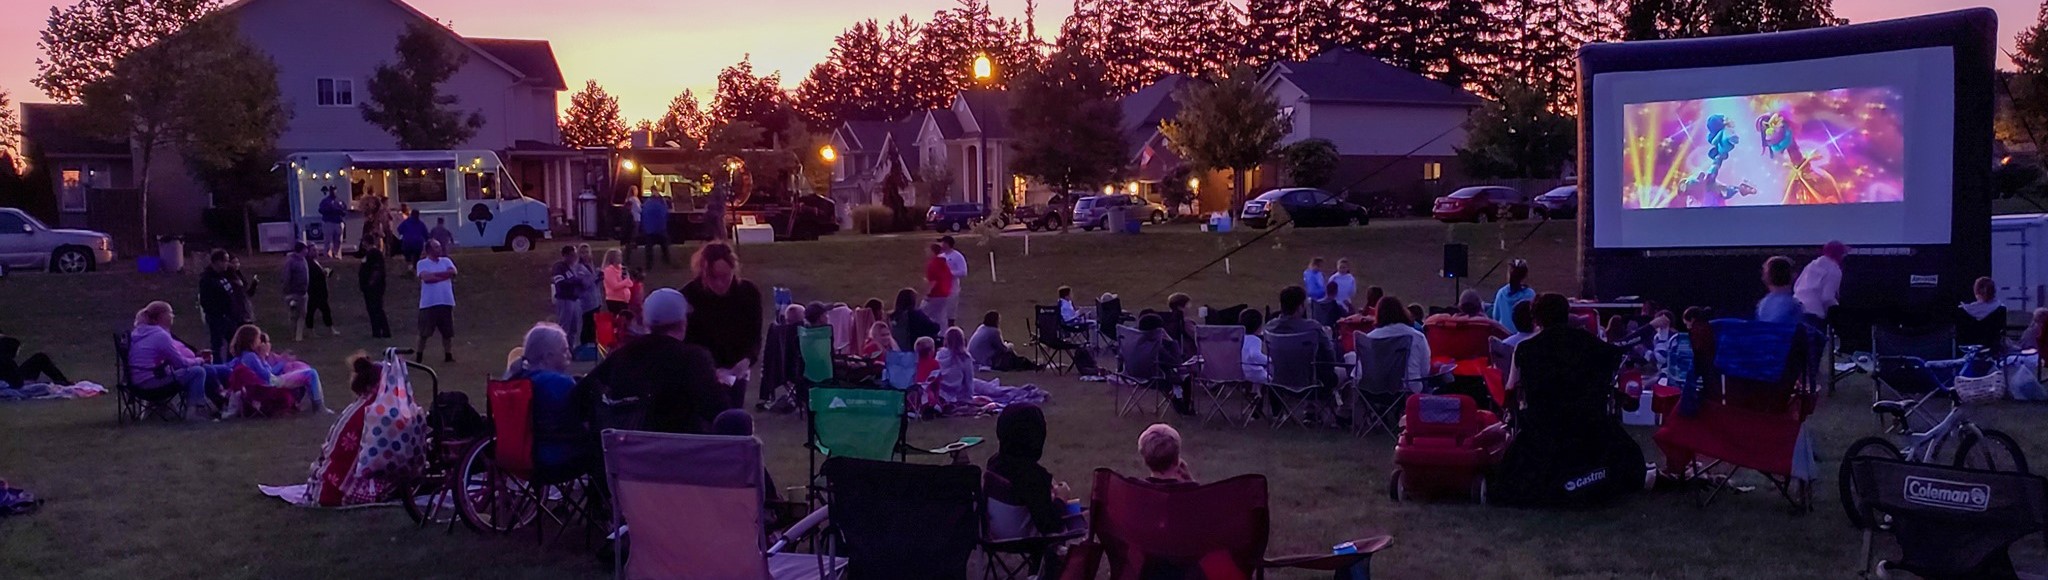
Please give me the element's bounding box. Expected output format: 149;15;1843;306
1159;67;1289;216
359;22;486;150
711;55;789;147
1623;0;1841;40
2008;1;2048;153
559;80;628;148
1008;46;1129;199
34;0;218;103
654;89;711;149
1455;80;1576;179
1281;139;1340;188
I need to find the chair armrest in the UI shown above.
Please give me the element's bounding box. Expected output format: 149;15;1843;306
907;436;984;456
767;505;831;555
1059;539;1103;580
1263;535;1393;570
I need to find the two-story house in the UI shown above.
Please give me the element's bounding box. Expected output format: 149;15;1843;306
21;0;570;250
1258;49;1484;209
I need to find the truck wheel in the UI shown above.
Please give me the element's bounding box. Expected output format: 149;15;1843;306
504;227;538;252
51;247;92;274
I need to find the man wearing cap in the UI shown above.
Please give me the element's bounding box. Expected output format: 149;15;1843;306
1795;241;1848;325
582;288;733;434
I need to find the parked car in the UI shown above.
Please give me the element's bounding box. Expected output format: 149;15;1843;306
0;207;114;274
1433;186;1529;223
1076;194;1167;231
926;203;990;232
1012;204;1068;231
1532;185;1578;219
1241;188;1371;229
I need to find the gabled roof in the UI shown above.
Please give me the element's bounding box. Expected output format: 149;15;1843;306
837;120;896;152
928;109;963;140
1118;75;1194;159
218;0;549;90
470;38;567;91
20;103;128;157
887;116;925;175
1267;49;1483;108
958;89;1013;139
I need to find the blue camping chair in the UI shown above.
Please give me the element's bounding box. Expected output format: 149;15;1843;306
884;351;919;391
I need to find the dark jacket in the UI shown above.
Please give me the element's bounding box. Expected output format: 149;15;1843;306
987;404;1064;535
891;308;941;350
358;252;387;297
1265;314;1337;364
681;279;765;369
581;334;731;434
199;269;238;324
283;255;310;296
306;258;330;302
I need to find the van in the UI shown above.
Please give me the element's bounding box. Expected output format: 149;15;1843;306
285;151;550;252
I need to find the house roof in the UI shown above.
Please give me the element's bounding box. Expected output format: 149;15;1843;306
218;0;552;90
887;115;925;175
469;38;567;91
1118;75;1194;159
837;120;896;152
20;103;127;157
928;109;963;140
959;89;1013;139
1268;49;1483;107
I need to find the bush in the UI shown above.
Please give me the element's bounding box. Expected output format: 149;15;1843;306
849;204;895;234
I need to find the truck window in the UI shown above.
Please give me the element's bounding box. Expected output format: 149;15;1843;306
464;172;494;201
392;172;448;205
498;173;524;201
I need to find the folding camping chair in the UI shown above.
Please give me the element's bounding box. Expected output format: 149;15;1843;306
1487;336;1516;409
460;377;603;546
1031;305;1087;374
1095;298;1132;352
1656;319;1818;513
600;430;842;580
1843;456;2048;580
1061;469;1391;580
1111;325;1178;418
1872;323;1958;403
818;457;983;580
983;471;1085;580
761;320;804;411
112;333;187;424
799;325;837;387
1425;319;1495;377
1351;333;1417;436
805;386;982;493
1193;325;1257;426
1262;331;1341;429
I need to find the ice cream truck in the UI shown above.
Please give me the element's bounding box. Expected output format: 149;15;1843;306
285;150;550;252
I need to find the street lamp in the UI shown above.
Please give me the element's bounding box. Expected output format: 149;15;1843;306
819;144;837;163
972;53;993;210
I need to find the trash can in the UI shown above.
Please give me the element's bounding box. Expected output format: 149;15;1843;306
1209;213;1232;233
1106;207;1127;234
157;235;185;273
577;191;601;238
1122;213;1142;234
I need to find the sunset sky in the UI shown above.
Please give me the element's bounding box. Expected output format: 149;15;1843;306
0;0;2033;122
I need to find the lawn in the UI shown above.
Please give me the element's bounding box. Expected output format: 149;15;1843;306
2;219;2044;579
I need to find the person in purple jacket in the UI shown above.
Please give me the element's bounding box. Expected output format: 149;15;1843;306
128;301;230;417
317;187;348;259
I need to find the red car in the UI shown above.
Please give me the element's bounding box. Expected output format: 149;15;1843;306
1433;186;1529;223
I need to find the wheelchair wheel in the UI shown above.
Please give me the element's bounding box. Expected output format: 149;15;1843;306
455;437;541;533
1953;429;2029;474
1387;470;1406;502
1839;437;1900;530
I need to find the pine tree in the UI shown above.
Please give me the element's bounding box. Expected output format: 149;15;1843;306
912;0;1039;98
1485;0;1621;106
1245;0;1323;65
654;89;711;149
1623;0;1840;40
558;80;627;148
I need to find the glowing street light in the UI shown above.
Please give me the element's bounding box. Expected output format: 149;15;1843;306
1187;177;1200;191
620;159;636;171
972;54;993;82
820;145;837;163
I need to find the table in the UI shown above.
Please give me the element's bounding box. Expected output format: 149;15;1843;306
733;224;776;244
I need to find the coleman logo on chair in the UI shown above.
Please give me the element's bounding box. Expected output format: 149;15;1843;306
829;398;848;409
1904;476;1990;512
1564;469;1607;492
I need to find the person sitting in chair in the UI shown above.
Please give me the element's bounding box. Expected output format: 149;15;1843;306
1502;301;1537;348
859;321;898;358
988;403;1080;535
227;325;330;415
1755;256;1804;325
1132;313;1196;416
971;311;1041;372
582;289;734;434
1959;276;2011;354
507;323;595;478
1495;293;1644;506
1240;310;1271;383
1363;296;1435;391
1057;286;1092;332
1138;423;1195;485
129;301;229;417
1423;290;1510;338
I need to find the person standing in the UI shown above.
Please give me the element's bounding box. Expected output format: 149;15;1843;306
396;206;427;276
940;235;968;327
283;243;310;342
576;244;603;347
708;183;729;242
922;242;955;326
429;218;455;252
1794;240;1848;326
640;193;672;270
228;254;259;327
415;240;459;363
1330;258;1358;310
623;188;642;250
680;243;764;409
359;240;391;339
198;250;244;360
317;187;348;259
550;245;587;346
1489;259;1537;335
305;249;338;337
1303;257;1328;301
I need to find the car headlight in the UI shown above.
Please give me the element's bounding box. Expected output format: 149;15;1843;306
97;237;111;249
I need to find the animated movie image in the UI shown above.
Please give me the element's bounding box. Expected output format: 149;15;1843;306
1621;87;1906;210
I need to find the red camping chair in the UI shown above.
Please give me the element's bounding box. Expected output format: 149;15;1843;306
1391;394;1507;503
226;365;300;418
1425;320;1496;377
486;378;536;478
1061;469;1392;580
1651;319;1817;513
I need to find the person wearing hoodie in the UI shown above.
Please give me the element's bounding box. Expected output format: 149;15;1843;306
129;301;229;416
283;243;311;342
359;240;391;338
198;250;245;360
986;404;1077;536
1959;276;2010;354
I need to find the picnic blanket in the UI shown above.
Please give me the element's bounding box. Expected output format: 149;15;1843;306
256;484;403;510
0;381;106;402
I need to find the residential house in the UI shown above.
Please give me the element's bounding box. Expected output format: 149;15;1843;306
20;0;572;250
1258;49;1484;209
20;104;135;236
828;88;1043;219
1120;74;1237;213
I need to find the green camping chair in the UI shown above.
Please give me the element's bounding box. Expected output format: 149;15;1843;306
798;325;835;385
805;386;981;500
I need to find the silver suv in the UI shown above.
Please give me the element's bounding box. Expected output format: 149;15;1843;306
0;208;114;273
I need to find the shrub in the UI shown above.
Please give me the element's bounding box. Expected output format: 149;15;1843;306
849;204;895;234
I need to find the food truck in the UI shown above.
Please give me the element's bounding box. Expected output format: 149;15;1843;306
285;150;551;251
601;147;837;242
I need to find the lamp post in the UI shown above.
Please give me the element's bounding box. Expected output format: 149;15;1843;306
972;53;993;211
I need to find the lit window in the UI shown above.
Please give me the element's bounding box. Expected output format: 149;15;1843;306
317;78;354;107
58;164;108;212
1422;162;1443;181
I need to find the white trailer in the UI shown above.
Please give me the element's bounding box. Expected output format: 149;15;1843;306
1991;213;2048;313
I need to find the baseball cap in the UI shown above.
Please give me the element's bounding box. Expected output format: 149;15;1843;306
643;288;690;327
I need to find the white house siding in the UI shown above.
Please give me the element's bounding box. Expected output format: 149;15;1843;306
231;0;555;152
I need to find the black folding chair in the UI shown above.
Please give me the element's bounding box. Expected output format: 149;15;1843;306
981;471;1084;580
1263;331;1341;429
1844;456;2048;579
819;457;983;580
1029;305;1086;375
112;333;186;424
1349;334;1415;437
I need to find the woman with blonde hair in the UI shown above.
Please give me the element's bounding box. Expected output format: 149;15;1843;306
227;324;330;414
602;248;632;315
128;301;229;416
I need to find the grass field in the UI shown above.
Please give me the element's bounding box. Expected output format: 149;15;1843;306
3;219;2045;579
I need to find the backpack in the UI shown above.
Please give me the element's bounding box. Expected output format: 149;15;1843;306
428;391;487;441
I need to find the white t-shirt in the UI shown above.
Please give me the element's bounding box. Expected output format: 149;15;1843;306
1242;333;1271;383
1793;257;1841;316
417;257;457;309
944;249;968;282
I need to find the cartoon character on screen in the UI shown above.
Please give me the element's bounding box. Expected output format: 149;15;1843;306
1756;110;1844;205
1675;115;1757;208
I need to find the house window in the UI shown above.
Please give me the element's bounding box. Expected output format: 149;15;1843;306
58;163;109;212
1422;161;1444;182
317;78;354;107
